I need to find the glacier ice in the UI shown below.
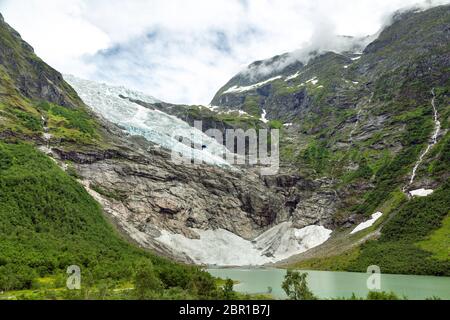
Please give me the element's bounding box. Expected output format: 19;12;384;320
64;75;232;167
156;222;332;266
63;75;334;266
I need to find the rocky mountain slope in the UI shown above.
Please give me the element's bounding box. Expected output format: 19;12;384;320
0;12;339;267
212;5;450;206
62;76;338;265
209;5;450;273
0;4;449;276
0;12;224;298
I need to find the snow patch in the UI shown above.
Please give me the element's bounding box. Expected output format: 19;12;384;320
351;212;383;235
224;76;282;94
410;189;434;197
306;77;318;85
351;56;361;61
219;109;250;117
156;222;332;266
285;71;301;81
205;105;220;111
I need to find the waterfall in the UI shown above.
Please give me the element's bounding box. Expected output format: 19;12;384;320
403;88;441;192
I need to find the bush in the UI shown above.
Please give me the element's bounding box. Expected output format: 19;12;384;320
222;279;236;300
282;270;317;300
133;260;163;300
0;142;221;298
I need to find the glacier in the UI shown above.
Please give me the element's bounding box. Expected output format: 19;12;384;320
64;75;232;167
64;75;333;266
156;222;332;266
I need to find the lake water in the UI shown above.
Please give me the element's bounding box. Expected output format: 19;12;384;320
208;268;450;300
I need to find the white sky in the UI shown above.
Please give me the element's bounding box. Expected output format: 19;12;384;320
0;0;448;105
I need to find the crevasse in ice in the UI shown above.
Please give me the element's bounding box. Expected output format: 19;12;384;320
64;75;231;166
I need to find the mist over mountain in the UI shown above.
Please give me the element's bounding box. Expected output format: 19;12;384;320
0;3;449;301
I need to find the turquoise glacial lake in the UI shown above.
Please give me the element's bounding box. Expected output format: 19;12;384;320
208;268;450;300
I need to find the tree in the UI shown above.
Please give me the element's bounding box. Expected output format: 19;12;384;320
188;272;217;299
282;270;316;300
133;260;162;300
222;279;235;300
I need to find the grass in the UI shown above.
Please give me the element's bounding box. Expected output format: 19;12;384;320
0;141;224;299
242;96;261;117
37;102;100;145
418;214;450;261
90;183;128;202
347;180;450;276
290;247;361;271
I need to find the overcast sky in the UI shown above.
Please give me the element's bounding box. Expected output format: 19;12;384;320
0;0;448;105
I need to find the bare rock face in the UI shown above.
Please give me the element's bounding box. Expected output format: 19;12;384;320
50;132;338;262
0;13;82;109
293;189;339;228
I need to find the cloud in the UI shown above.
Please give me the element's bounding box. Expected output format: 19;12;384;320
0;0;449;105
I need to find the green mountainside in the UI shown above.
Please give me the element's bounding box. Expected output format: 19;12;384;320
0;5;449;300
211;5;450;275
0;13;224;299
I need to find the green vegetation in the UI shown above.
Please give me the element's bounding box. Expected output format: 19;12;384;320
272;80;302;97
342;158;374;184
133;260;163;300
183;105;263;131
353;145;421;215
268;120;283;130
37;102;99;145
348;180;450;276
289;182;448;276
282;270;317;300
289;248;361;272
221;279;236;300
351;100;435;214
428;133;450;177
90;183;128;202
242;96;261;117
418;214;450;261
301;141;330;174
0;141;234;299
343;291;401;300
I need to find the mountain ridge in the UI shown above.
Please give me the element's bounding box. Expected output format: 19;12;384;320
0;5;449;287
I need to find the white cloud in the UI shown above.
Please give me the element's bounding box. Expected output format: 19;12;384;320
0;0;448;104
